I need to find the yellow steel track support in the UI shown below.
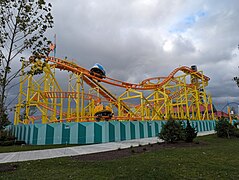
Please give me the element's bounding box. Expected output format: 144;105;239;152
14;58;215;124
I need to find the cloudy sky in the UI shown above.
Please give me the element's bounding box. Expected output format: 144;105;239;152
45;0;239;110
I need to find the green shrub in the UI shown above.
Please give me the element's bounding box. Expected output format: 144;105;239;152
159;119;184;143
15;140;26;145
234;129;239;138
184;120;197;142
233;122;239;129
1;140;14;146
0;130;15;141
215;119;236;138
0;130;16;146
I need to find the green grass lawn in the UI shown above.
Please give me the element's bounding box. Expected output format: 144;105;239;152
0;144;80;153
1;135;239;179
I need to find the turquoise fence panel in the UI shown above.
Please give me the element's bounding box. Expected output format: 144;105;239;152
208;121;212;130
85;122;94;144
13;126;16;137
154;121;159;136
130;122;135;139
9;120;218;145
109;122;115;142
37;124;47;145
46;124;54;145
205;121;208;130
151;121;156;137
130;122;136;139
62;124;70;144
27;125;31;144
20;125;25;140
78;123;86;144
121;121;131;140
94;122;102;143
203;121;207;131
109;121;120;142
212;120;216;130
147;122;153;137
198;121;202;131
16;126;20;139
68;123;78;144
139;122;145;138
24;125;31;144
20;126;26;141
155;121;163;136
54;124;63;144
17;125;21;140
31;125;38;145
114;121;121;142
211;121;214;130
10;126;14;136
101;122;109;143
120;122;126;141
208;121;211;130
68;123;76;144
182;121;187;128
12;126;15;137
198;121;203;132
191;121;196;129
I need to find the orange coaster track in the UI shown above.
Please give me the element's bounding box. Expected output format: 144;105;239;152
14;56;215;125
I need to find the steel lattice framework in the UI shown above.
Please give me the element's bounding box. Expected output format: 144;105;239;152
14;56;215;125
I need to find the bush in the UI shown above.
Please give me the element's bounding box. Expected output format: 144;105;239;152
0;140;14;146
159;119;184;143
0;130;15;141
215;119;236;138
233;122;239;129
15;140;26;145
0;130;16;146
184;120;197;142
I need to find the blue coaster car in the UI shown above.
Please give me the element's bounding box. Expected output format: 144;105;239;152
90;63;106;78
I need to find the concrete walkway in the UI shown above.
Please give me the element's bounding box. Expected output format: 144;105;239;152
0;130;215;164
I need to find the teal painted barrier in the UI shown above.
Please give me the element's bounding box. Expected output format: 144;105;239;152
8;120;224;145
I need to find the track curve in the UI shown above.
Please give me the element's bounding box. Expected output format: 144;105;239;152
46;56;210;90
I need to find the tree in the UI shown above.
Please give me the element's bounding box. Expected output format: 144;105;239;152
159;119;185;143
184;120;197;142
215;118;236;138
233;76;239;87
0;0;53;130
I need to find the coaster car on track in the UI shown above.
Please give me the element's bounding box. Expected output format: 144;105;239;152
90;63;106;78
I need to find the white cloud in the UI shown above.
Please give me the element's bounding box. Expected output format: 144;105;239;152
43;0;239;110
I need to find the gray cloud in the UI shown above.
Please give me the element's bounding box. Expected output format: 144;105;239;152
44;0;239;110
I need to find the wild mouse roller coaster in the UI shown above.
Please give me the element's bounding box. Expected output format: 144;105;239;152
14;56;215;125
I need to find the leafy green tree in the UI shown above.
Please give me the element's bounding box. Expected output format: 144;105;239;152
215;118;236;138
234;76;239;87
0;0;53;130
184;120;197;142
159;119;185;143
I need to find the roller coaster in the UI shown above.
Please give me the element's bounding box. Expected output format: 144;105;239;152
14;56;215;125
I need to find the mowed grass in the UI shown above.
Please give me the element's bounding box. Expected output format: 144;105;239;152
1;135;239;180
0;144;80;153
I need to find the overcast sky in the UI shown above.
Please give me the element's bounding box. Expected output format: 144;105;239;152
45;0;239;110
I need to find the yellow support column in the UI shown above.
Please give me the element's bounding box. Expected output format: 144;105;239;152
42;69;49;124
25;75;33;124
184;79;190;120
76;74;81;122
67;74;73;119
80;74;85;121
141;94;144;120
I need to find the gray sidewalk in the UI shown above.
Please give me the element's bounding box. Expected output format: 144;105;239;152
0;130;215;164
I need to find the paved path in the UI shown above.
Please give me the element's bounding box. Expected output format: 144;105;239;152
0;131;215;164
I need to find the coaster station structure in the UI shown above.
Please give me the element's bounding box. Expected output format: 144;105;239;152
14;56;215;125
